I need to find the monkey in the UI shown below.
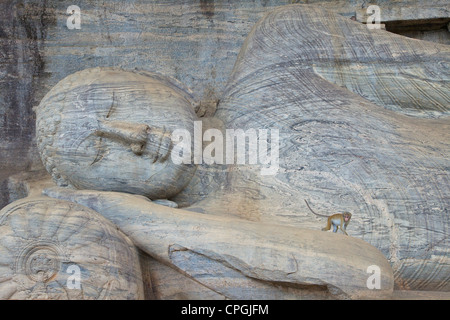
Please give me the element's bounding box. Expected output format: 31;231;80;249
304;199;352;235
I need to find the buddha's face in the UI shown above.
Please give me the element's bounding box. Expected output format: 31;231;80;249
36;68;198;199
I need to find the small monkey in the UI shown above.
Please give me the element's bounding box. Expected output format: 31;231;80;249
304;199;352;235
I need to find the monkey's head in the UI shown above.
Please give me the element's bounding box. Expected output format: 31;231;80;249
343;212;352;222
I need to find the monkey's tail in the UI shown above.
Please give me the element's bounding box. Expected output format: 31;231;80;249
304;199;329;218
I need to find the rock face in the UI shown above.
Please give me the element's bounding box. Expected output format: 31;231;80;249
0;1;54;198
0;197;144;299
1;1;449;299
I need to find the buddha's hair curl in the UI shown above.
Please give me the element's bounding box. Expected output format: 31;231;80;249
35;68;99;188
36;85;71;188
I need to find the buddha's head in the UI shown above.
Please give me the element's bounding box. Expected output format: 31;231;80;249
36;67;198;199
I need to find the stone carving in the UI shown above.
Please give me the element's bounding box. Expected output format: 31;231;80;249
35;64;398;298
42;187;394;299
212;4;449;292
35;69;198;200
0;197;144;299
4;4;449;299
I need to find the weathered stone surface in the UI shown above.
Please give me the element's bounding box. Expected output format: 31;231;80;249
1;0;448;209
293;0;450;22
392;290;450;300
43;187;395;299
6;170;53;203
209;5;449;291
35;68;198;199
142;254;226;300
35;1;449;294
2;1;449;299
396;29;449;45
295;0;450;44
0;1;54;210
0;197;144;299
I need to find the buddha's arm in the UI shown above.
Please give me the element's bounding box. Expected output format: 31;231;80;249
43;187;393;299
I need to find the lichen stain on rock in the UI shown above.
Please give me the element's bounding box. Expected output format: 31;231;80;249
15;1;56;72
16;1;56;40
0;1;57;196
199;0;215;19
